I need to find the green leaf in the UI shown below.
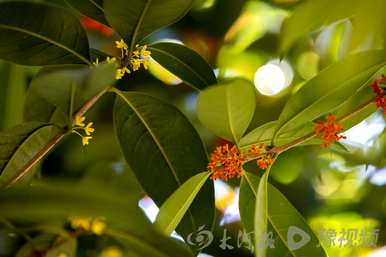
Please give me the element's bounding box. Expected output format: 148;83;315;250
65;0;109;25
0;1;91;65
0;181;194;257
335;84;378;129
104;0;193;50
197;78;256;144
279;0;385;54
239;121;277;148
113;90;214;238
155;171;211;235
0;123;62;188
279;0;354;54
24;63;116;125
273;50;385;144
0;122;46;174
240;172;327;257
254;170;269;257
149;42;216;90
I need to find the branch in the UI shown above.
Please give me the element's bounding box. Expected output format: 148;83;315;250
244;97;375;163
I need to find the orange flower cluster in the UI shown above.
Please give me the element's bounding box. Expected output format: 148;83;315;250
208;144;244;181
80;16;113;37
248;144;274;169
371;74;386;114
314;114;346;147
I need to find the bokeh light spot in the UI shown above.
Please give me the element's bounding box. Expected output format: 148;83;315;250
254;63;286;96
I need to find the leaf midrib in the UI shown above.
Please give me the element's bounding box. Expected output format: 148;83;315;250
225;87;238;145
0;124;48;174
118;93;182;185
0;24;91;65
89;0;104;12
130;0;152;53
115;91;198;232
162;172;210;234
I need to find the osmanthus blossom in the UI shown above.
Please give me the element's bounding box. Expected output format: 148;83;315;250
313;114;346;148
208;144;245;181
73;116;95;146
112;39;151;80
207;143;275;181
371;74;386;114
69;216;106;235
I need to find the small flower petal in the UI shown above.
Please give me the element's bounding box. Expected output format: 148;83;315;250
82;136;92;146
74;116;86;127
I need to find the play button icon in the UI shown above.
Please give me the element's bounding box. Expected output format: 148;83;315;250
287;226;311;250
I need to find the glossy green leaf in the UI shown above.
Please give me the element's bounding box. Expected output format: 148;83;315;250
24;62;116;125
197;78;256;144
0;181;194;257
65;0;108;25
0;2;91;65
155;171;211;235
335;85;378;129
239;121;277;148
0;122;46;172
149;42;216;90
274;50;385;144
240;172;327;257
104;0;193;49
0;123;62;188
113;90;215;238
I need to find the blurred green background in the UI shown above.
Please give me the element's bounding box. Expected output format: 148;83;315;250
0;0;385;257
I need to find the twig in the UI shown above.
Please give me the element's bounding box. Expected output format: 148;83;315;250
244;98;375;163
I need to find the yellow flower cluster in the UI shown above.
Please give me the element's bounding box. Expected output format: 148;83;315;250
70;216;106;235
72;116;95;146
114;39;151;80
91;39;151;80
